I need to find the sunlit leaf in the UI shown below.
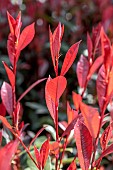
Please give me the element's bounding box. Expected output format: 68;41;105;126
45;77;55;123
74;119;93;170
80;102;100;138
61;41;81;76
0;140;18;170
3;61;15;88
46;76;67;102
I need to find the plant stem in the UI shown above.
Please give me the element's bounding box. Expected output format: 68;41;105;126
59;136;68;169
16;135;39;168
55;102;59;170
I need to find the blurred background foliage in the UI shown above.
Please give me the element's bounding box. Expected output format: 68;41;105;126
1;0;113;169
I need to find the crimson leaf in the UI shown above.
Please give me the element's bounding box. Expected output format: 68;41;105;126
60;41;81;76
74;119;93;170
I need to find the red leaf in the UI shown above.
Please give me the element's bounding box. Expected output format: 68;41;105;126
60;41;81;76
67;160;76;170
67;101;78;124
62;115;79;137
46;76;67;103
100;124;112;151
49;141;59;158
87;55;103;80
0;103;6;117
100;27;112;77
7;33;15;66
76;55;89;88
49;23;64;69
40;139;49;169
87;32;93;62
17;23;35;54
74;119;93;170
72;91;82;110
7;11;16;35
7;12;22;66
45;77;55;123
34;146;41;169
1;82;13;115
80;102;100;138
15;11;22;40
96;65;107;111
0;140;18;170
0;116;12;130
17;78;46;102
3;61;15;88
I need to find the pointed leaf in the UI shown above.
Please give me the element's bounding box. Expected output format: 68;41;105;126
72;91;81;110
67;101;78;124
7;11;16;35
0;103;6;117
74;119;93;170
88;55;103;80
46;76;67;102
80;102;100;138
1;82;13;115
40;139;49;169
3;61;15;88
49;23;63;68
7;33;15;66
34;146;41;169
67;160;76;170
0;140;18;170
100;124;112;151
61;41;81;76
100;27;111;76
15;11;22;40
76;55;89;88
96;65;107;111
17;23;35;53
45;77;55;123
62;115;79;137
0;116;12;130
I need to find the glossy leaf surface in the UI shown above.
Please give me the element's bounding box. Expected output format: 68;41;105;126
3;62;15;88
40;139;49;169
61;41;81;76
67;160;76;170
74;119;93;170
17;23;35;53
45;77;55;123
46;76;67;102
0;140;18;170
80;102;100;138
1;82;13;115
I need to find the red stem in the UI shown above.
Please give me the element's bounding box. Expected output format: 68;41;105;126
59;136;68;169
16;135;39;168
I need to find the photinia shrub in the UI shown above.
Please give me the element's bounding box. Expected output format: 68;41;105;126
0;11;113;170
